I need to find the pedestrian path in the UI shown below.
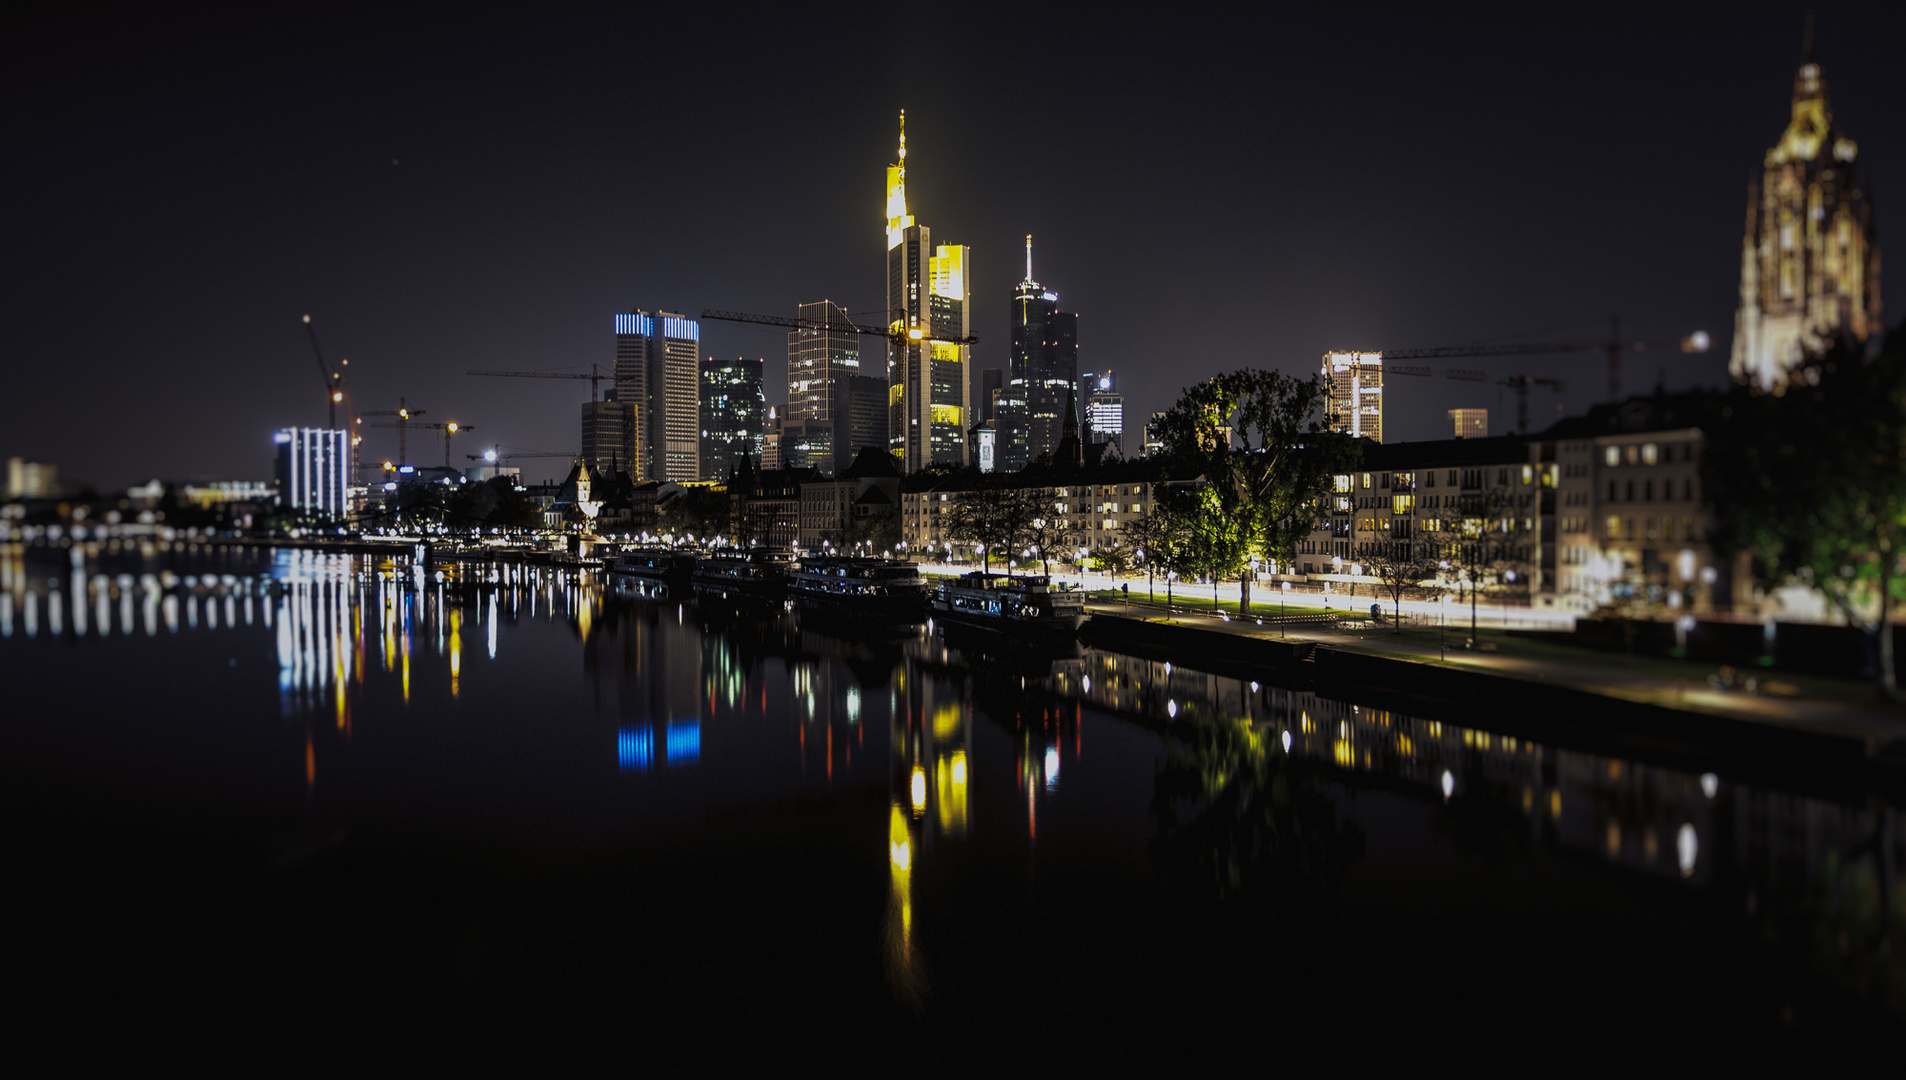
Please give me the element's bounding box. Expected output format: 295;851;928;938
1085;602;1906;750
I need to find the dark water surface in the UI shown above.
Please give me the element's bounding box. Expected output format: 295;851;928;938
4;547;1901;1063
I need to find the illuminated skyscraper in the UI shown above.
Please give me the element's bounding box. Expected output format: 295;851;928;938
1449;408;1488;439
1004;236;1077;470
1730;32;1882;392
614;310;702;481
786;299;880;474
274;427;349;518
1080;369;1123;447
700;356;765;480
1322;352;1382;443
885;112;971;473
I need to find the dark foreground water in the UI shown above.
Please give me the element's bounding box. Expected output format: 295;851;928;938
3;547;1901;1064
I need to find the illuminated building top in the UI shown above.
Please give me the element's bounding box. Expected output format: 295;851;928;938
1730;29;1882;392
886;110;914;249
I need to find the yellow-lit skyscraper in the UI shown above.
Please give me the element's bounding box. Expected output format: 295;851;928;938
885;112;971;472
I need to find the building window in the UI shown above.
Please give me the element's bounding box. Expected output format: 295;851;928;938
1642;443;1658;466
1605;515;1620;538
1604;445;1620;467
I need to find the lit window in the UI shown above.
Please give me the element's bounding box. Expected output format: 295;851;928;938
1641;443;1658;466
1604;445;1620;467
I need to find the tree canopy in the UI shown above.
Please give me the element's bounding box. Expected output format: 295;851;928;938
1704;328;1906;698
1148;369;1360;579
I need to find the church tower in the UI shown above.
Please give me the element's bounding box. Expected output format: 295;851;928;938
1730;24;1882;392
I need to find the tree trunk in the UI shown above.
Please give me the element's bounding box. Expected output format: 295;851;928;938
1241;574;1250;617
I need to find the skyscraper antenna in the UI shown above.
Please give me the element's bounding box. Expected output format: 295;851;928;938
1025;234;1033;281
897;110;906;186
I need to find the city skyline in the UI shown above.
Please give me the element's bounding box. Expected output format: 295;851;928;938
3;6;1902;487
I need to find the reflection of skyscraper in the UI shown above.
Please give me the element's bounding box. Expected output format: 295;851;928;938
700;356;765;480
1730;33;1882;392
885;112;971;473
1005;236;1078;469
614;311;702;480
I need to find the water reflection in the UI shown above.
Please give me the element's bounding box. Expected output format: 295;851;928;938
4;543;1902;1026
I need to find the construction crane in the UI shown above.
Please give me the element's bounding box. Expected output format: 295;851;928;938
369;420;474;468
1380;319;1711;401
466;447;578;463
700;308;980;347
299;314;355;429
360;399;425;466
1378;364;1567;433
467;365;616;403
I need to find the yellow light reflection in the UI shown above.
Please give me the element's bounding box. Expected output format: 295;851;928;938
449;608;462;697
935;751;969;836
885;801;922;1006
909;765;927;814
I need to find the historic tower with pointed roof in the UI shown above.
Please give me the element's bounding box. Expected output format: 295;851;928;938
1730;25;1882;392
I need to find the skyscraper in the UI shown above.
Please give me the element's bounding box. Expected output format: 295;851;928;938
700;356;765;480
1322;352;1383;443
614;310;702;481
1730;32;1882;392
1081;369;1123;448
978;368;1003;423
1448;408;1488;439
582;394;635;477
885;112;971;473
1004;235;1077;469
274;427;349;518
786;299;871;475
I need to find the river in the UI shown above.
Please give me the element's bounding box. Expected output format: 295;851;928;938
2;546;1898;1062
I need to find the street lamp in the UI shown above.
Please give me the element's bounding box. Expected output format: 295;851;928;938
1281;579;1291;636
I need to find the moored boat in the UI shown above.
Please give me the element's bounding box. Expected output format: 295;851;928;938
691;550;793;597
929;571;1085;638
609;548;697;581
790;556;928;620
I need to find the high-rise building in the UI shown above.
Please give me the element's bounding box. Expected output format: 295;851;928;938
1144;413;1167;457
786;299;874;475
885;112;971;473
978;368;1003;423
1080;369;1123;447
274;427;349;518
582;393;635;476
1730;33;1882;392
840;374;888;473
700;356;766;480
613;310;702;481
1323;352;1383;443
4;458;57;499
1449;408;1488;439
1003;235;1078;470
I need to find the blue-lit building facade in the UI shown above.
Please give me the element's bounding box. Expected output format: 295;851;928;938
614;310;702;481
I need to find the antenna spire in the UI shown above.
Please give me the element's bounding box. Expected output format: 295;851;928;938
1025;234;1033;281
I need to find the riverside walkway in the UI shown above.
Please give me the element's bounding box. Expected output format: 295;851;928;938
1080;599;1906;757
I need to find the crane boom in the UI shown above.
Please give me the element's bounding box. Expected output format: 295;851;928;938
467;365;613;402
700;308;980;346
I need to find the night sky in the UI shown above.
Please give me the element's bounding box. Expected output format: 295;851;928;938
4;1;1902;490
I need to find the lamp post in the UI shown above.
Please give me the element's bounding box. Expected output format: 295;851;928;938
1281;579;1290;636
1439;559;1450;659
